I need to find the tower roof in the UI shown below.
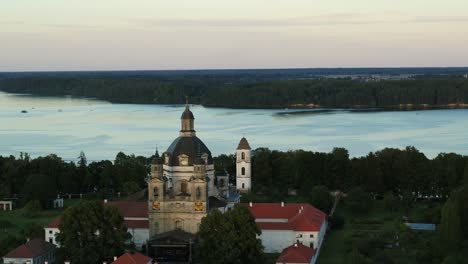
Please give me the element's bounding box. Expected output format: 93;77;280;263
181;105;194;120
151;148;162;165
237;137;251;150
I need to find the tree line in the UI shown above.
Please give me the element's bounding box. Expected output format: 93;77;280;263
0;151;149;208
0;75;468;109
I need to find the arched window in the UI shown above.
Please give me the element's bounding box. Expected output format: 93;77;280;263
175;220;183;230
196;187;201;200
241;167;245;175
242;183;245;189
153;187;159;198
181;181;188;193
241;152;245;160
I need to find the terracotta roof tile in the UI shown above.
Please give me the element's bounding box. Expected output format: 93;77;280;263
112;252;152;264
4;239;55;259
47;216;61;228
106;201;148;218
244;203;326;231
276;243;315;264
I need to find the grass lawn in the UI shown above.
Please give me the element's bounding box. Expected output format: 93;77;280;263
0;199;80;241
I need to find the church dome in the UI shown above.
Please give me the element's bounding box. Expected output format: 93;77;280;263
181;106;194;120
164;136;212;166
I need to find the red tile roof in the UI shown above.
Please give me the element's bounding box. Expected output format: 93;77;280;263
112;252;152;264
125;220;149;229
244;203;326;232
47;216;61;228
106;201;148;218
276;243;316;264
4;239;55;259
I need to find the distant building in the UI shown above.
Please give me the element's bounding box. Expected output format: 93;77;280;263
0;200;13;211
276;243;317;264
236;137;252;192
2;239;55;264
245;203;327;255
45;201;150;250
53;195;64;208
112;252;152;264
45;216;61;246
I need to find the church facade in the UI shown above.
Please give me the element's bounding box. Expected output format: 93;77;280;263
146;105;250;261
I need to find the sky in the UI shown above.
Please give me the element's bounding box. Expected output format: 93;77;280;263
1;0;468;71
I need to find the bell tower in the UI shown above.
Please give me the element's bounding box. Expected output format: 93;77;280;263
236;137;252;192
148;148;165;236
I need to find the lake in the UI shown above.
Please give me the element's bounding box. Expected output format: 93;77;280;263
1;91;468;161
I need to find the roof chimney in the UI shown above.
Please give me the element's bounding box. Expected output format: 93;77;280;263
114;256;117;261
281;201;284;207
104;199;108;204
294;243;298;247
249;202;253;207
65;262;70;264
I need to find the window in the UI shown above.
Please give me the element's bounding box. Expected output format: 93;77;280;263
49;230;53;234
49;238;53;243
178;155;189;166
242;183;245;189
153;187;159;197
155;222;159;231
298;234;303;238
181;181;188;193
241;167;245;175
241;152;245;160
196;187;201;200
175;220;183;230
219;179;225;188
310;234;314;238
310;242;314;248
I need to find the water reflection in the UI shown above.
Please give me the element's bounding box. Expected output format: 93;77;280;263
1;92;468;161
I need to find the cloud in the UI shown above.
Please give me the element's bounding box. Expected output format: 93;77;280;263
411;15;468;23
132;13;387;28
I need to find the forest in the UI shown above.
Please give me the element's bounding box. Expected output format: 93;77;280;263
1;146;467;263
1;74;468;109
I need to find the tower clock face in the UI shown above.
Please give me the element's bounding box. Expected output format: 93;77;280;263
153;201;160;210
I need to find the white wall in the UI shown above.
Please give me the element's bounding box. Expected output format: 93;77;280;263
44;227;60;247
259;230;296;253
128;228;150;250
236;149;251;192
259;220;327;256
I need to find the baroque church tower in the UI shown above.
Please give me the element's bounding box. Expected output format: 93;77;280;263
236;137;252;192
148;105;211;237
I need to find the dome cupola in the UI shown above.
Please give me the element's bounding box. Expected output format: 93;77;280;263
180;105;196;137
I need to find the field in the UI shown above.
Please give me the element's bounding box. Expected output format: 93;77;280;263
318;200;439;264
0;199;80;241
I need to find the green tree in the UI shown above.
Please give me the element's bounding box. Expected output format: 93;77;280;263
56;201;131;264
383;192;398;212
309;185;333;214
22;174;57;208
196;204;264;264
122;181;140;196
346;187;373;214
439;198;463;254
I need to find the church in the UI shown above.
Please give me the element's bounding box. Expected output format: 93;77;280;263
146;104;251;261
41;105;327;264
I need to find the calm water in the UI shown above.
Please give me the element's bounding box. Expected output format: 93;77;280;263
1;91;468;161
